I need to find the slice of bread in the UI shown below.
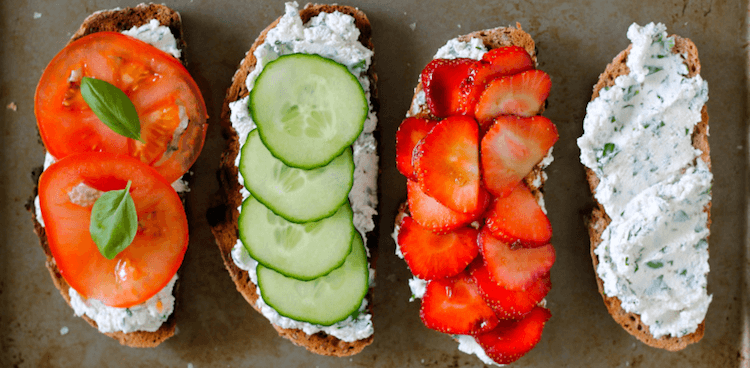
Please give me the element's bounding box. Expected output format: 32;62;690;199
27;3;188;348
207;4;377;357
394;25;550;365
584;35;710;351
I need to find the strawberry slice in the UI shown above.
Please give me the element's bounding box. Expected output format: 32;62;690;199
485;183;552;247
478;227;555;290
474;306;552;364
459;46;534;116
469;259;551;319
421;58;475;118
481;115;558;197
407;180;484;232
398;216;479;280
414;116;483;213
420;271;498;335
396;117;434;179
474;69;551;124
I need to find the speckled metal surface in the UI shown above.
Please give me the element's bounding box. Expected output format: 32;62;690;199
1;0;747;367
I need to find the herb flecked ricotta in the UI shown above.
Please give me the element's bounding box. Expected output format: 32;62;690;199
577;22;711;339
228;1;377;342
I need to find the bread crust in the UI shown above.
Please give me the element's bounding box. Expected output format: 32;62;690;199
584;36;710;351
207;3;377;357
28;3;187;348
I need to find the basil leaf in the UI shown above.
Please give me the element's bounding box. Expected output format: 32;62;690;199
80;77;142;141
90;181;138;260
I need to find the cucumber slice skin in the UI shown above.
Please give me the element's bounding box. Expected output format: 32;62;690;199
257;232;369;326
240;129;354;223
250;53;367;169
239;196;354;281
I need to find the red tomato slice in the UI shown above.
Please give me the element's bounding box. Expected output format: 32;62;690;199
35;32;207;183
38;152;188;308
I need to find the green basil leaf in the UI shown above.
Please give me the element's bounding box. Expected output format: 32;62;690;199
90;181;138;260
80;77;142;141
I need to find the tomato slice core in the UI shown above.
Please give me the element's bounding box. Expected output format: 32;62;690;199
38;152;188;308
35;32;207;183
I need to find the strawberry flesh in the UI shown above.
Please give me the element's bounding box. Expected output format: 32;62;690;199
414;116;483;213
469;259;551;320
481;115;558;197
420;271;498;335
479;227;555;290
474;306;552;364
396;117;435;179
422;58;475;118
459;46;534;116
407;180;482;232
485;183;552;247
398;216;479;280
474;69;551;124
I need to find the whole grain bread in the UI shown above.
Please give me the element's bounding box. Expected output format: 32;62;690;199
28;3;189;348
207;3;377;357
584;36;710;351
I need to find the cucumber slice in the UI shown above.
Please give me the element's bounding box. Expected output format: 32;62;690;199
257;232;369;326
239;196;354;280
240;129;353;223
250;53;367;169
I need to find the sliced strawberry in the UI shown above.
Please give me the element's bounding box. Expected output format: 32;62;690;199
398;216;479;280
421;58;475;118
396;117;434;179
485;183;552;247
479;227;555;290
407;180;484;232
469;259;551;320
459;46;534;116
474;306;551;365
481;115;558;197
414;116;483;213
420;271;498;335
474;69;551;124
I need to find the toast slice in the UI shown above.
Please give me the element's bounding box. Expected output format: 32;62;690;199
583;30;710;351
394;25;552;366
28;3;188;348
207;3;377;357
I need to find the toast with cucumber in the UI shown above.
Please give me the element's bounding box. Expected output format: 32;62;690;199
393;25;556;365
578;23;711;351
29;4;207;347
208;2;378;356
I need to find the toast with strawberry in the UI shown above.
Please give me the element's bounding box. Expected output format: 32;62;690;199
393;25;556;365
29;3;205;347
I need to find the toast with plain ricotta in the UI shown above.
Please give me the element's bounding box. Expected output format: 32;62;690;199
393;25;554;366
28;3;187;348
582;31;710;351
207;3;378;357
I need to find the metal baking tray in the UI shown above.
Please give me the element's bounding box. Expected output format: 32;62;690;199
1;0;746;366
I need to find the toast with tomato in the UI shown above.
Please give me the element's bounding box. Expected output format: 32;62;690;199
393;25;556;365
208;3;378;357
29;4;207;347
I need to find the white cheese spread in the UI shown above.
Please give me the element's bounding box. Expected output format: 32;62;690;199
228;1;377;341
577;22;711;339
34;20;187;334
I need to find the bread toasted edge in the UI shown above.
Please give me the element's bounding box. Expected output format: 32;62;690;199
584;35;711;351
27;3;187;348
206;3;377;357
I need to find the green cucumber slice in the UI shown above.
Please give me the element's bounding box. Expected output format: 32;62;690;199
240;129;353;223
257;232;369;326
239;196;354;280
250;53;367;169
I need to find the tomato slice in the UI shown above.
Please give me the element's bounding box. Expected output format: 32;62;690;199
38;152;188;308
35;32;207;183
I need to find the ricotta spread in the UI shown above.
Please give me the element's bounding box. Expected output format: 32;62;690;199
228;2;377;341
34;20;187;334
577;22;711;339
